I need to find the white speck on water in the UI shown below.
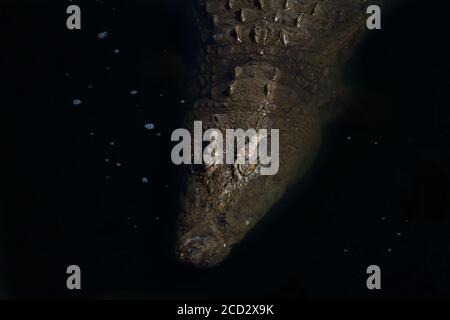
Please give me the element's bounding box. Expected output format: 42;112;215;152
105;158;110;163
88;85;94;89
387;248;392;252
114;49;120;54
65;72;70;77
116;162;122;167
89;132;95;136
130;90;138;95
155;216;160;221
396;232;402;237
180;99;185;104
97;31;108;39
144;123;155;130
156;132;161;137
109;141;115;146
159;93;164;97
142;177;149;183
106;66;111;71
374;141;379;145
133;225;138;229
245;220;250;226
343;249;349;253
381;216;386;221
72;99;82;106
223;243;227;248
347;136;352;140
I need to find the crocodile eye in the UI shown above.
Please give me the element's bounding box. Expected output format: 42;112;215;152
238;162;257;177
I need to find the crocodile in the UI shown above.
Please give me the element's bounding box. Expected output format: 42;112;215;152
175;0;383;268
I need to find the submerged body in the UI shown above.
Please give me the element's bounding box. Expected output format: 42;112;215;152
176;0;376;268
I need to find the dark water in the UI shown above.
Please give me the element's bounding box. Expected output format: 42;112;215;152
2;0;450;299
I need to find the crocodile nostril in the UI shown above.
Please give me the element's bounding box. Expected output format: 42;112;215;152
176;233;230;268
184;236;209;250
178;236;209;266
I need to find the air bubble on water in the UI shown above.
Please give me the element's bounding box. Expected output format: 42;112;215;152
144;123;155;130
130;90;138;95
105;158;110;162
142;177;149;183
347;136;352;140
387;248;392;252
116;162;122;167
73;99;82;106
89;132;95;136
114;49;120;54
381;216;386;221
159;93;164;97
98;31;108;39
396;232;402;237
109;141;115;146
180;100;185;104
343;249;349;253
